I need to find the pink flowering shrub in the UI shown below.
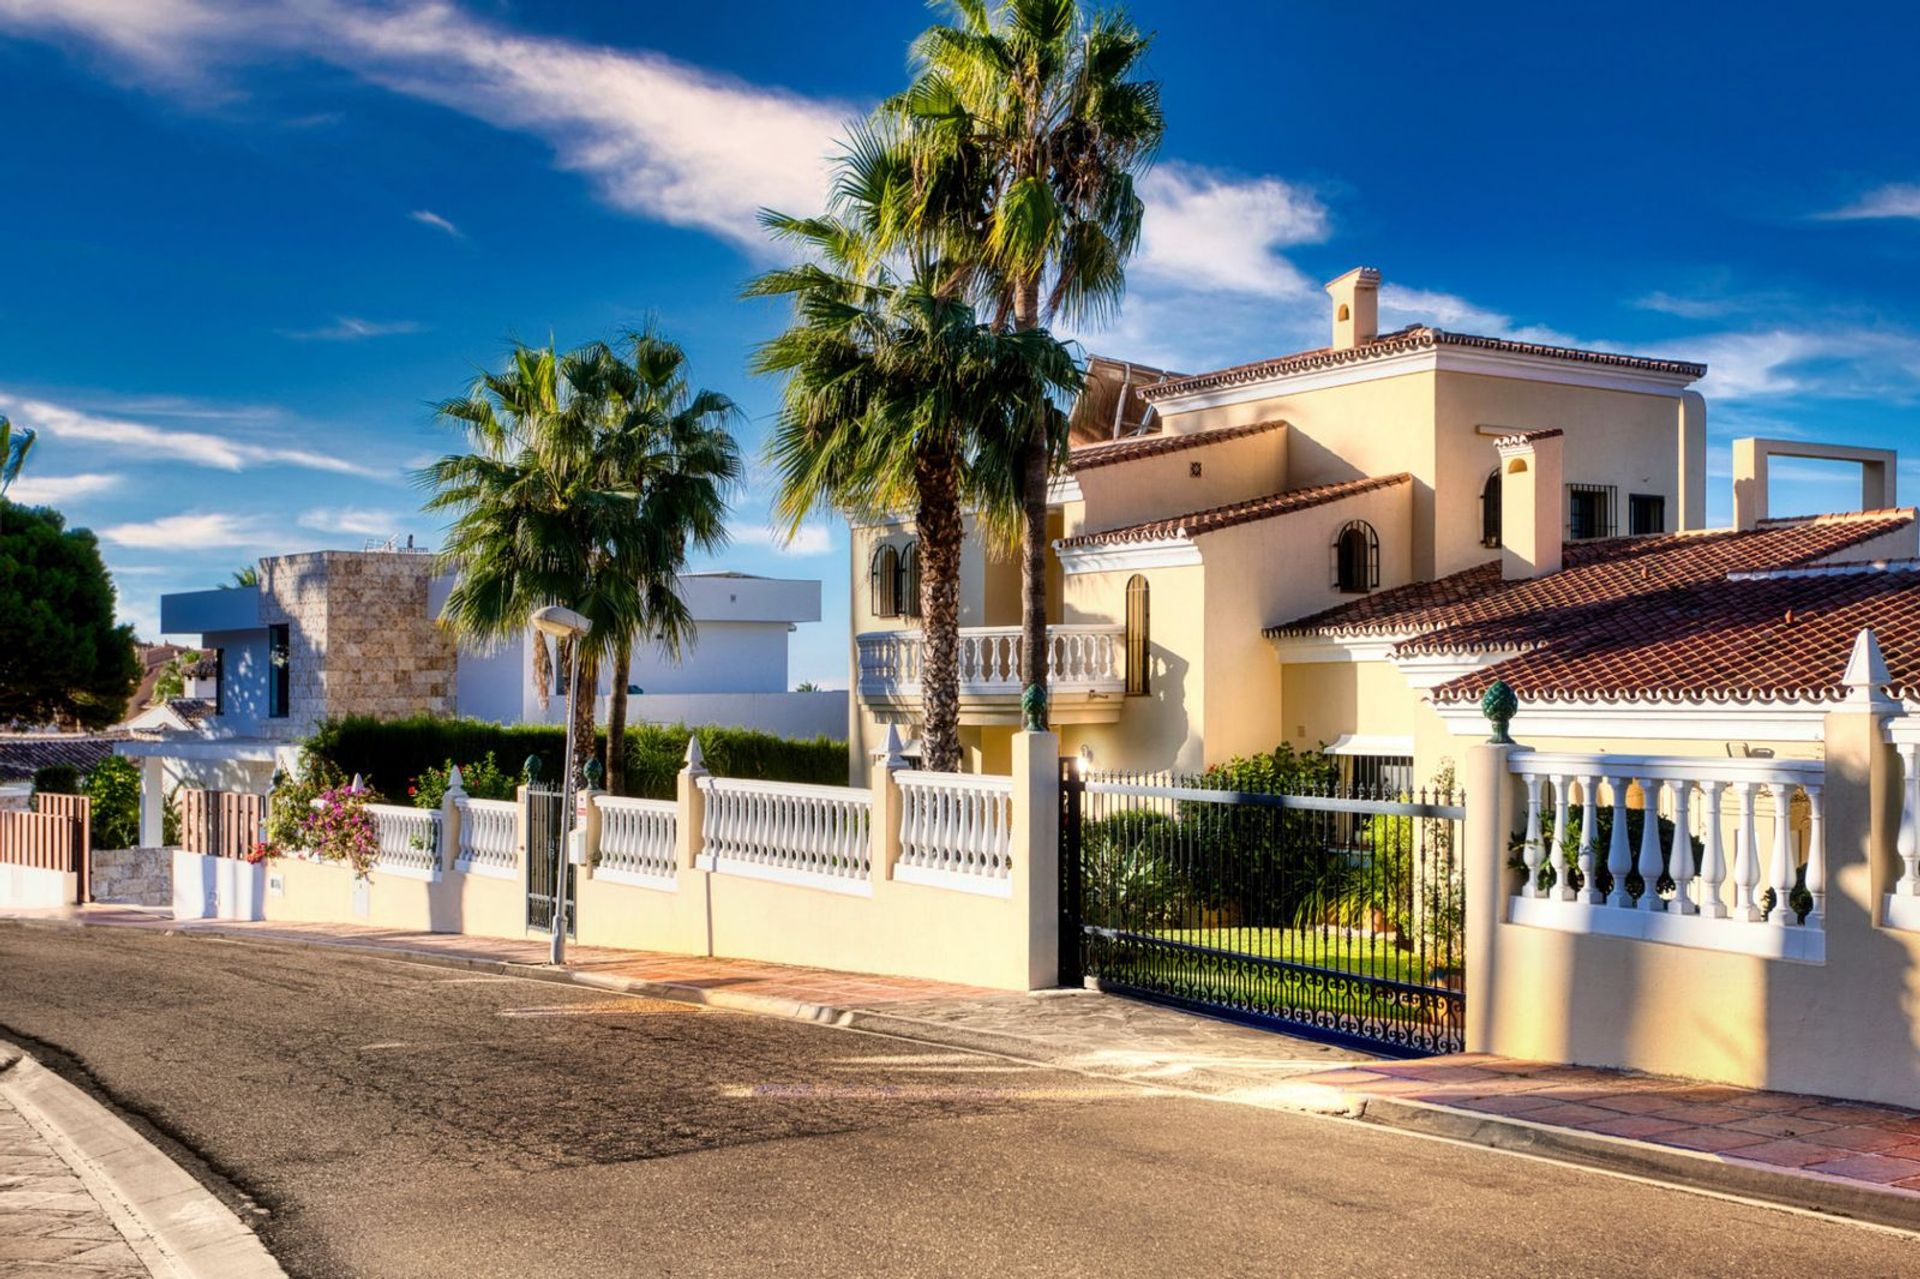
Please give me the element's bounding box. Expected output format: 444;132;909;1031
300;785;381;878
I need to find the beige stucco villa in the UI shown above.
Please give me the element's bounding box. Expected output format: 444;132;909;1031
848;266;1914;786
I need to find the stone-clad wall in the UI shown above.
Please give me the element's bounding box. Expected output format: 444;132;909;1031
91;846;172;907
260;552;455;731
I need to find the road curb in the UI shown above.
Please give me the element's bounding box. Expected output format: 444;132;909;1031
11;913;1920;1235
0;1042;286;1279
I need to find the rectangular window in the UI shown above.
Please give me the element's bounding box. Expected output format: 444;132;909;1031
1329;753;1414;850
213;648;225;717
1566;484;1617;540
267;625;290;719
1629;493;1666;536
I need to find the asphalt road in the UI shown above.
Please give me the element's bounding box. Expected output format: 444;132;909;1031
1;926;1915;1278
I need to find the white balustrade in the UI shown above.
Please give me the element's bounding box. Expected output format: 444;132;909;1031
895;771;1015;896
1883;729;1920;933
697;777;872;894
856;625;1127;699
455;797;518;879
594;795;678;889
366;803;441;879
1510;753;1825;962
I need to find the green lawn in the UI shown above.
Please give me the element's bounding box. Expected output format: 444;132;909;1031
1148;927;1448;988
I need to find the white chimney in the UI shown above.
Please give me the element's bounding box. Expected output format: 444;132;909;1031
1325;267;1381;350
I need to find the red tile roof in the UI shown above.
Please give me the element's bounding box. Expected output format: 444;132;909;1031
1267;510;1920;704
1059;474;1411;548
1068;419;1287;472
1139;327;1706;403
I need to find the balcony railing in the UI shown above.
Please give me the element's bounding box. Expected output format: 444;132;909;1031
856;625;1127;700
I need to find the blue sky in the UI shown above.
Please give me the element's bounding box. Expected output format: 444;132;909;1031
3;1;1917;688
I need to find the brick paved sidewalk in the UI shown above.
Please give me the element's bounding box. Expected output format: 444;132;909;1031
0;1089;156;1277
1282;1055;1920;1212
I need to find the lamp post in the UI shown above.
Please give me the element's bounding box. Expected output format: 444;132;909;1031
531;605;592;966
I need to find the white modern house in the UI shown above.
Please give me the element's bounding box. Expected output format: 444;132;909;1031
119;548;842;844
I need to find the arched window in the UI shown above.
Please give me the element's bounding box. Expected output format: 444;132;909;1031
1124;574;1150;696
870;543;900;618
898;541;922;619
1481;468;1503;548
1332;520;1380;594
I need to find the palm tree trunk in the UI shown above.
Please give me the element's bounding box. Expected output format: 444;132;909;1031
570;646;600;789
916;450;964;773
1013;275;1050;728
531;631;552;712
607;635;631;795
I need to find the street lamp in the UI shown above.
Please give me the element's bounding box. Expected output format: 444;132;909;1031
531;605;592;965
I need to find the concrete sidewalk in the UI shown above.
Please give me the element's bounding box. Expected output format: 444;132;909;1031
12;905;1920;1231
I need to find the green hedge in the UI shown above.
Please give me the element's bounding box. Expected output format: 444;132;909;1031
302;715;848;800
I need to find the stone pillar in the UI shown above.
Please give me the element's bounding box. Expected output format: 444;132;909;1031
139;755;167;848
675;736;709;871
1462;741;1519;1055
1010;730;1061;990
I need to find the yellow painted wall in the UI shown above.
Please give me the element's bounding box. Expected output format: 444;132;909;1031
1073;428;1289;535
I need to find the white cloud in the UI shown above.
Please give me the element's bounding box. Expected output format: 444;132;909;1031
100;511;273;549
1821;183;1920;221
5;471;122;504
0;0;851;252
409;208;462;237
297;506;406;537
0;391;394;478
1133;164;1327;297
728;521;835;557
280;316;423;341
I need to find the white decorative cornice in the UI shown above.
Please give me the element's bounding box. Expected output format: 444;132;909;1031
1054;536;1203;575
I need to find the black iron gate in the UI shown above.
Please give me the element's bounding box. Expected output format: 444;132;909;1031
1061;763;1465;1056
525;784;575;937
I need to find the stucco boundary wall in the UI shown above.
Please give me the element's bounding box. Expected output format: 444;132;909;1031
235;731;1060;993
1463;705;1920;1111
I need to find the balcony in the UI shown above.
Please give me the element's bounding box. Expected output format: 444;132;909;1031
856;625;1129;725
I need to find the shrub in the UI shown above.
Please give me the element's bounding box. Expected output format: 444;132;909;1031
30;764;81;796
1080;809;1186;929
408;752;517;808
300;784;380;876
265;752;348;855
304;715;846;800
81;756;141;849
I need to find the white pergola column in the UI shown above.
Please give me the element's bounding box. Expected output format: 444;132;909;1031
139;754;168;847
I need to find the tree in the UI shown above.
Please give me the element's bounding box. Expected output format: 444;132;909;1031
1;415;36;532
222;566;259;589
0;502;140;730
420;337;740;788
885;0;1163;722
564;330;742;794
152;649;203;703
749;210;1076;772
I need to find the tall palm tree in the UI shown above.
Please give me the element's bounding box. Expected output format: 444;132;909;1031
885;0;1163;724
419;338;741;789
748;213;1076;772
566;330;742;793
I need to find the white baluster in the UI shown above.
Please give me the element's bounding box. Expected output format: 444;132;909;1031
1520;773;1545;899
1898;744;1920;896
1697;780;1727;919
1668;778;1696;915
1732;781;1760;920
1577;775;1601;904
1805;783;1825;928
1606;775;1633;908
1767;782;1798;926
1635;778;1665;911
1549;774;1572;900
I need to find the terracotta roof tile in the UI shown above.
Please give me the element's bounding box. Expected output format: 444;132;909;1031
1267;510;1919;704
1069;419;1287;472
1139;327;1706;403
1059;474;1411;548
0;735;118;784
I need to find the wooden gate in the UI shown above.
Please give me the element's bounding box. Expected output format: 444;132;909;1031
0;793;92;904
177;790;266;859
